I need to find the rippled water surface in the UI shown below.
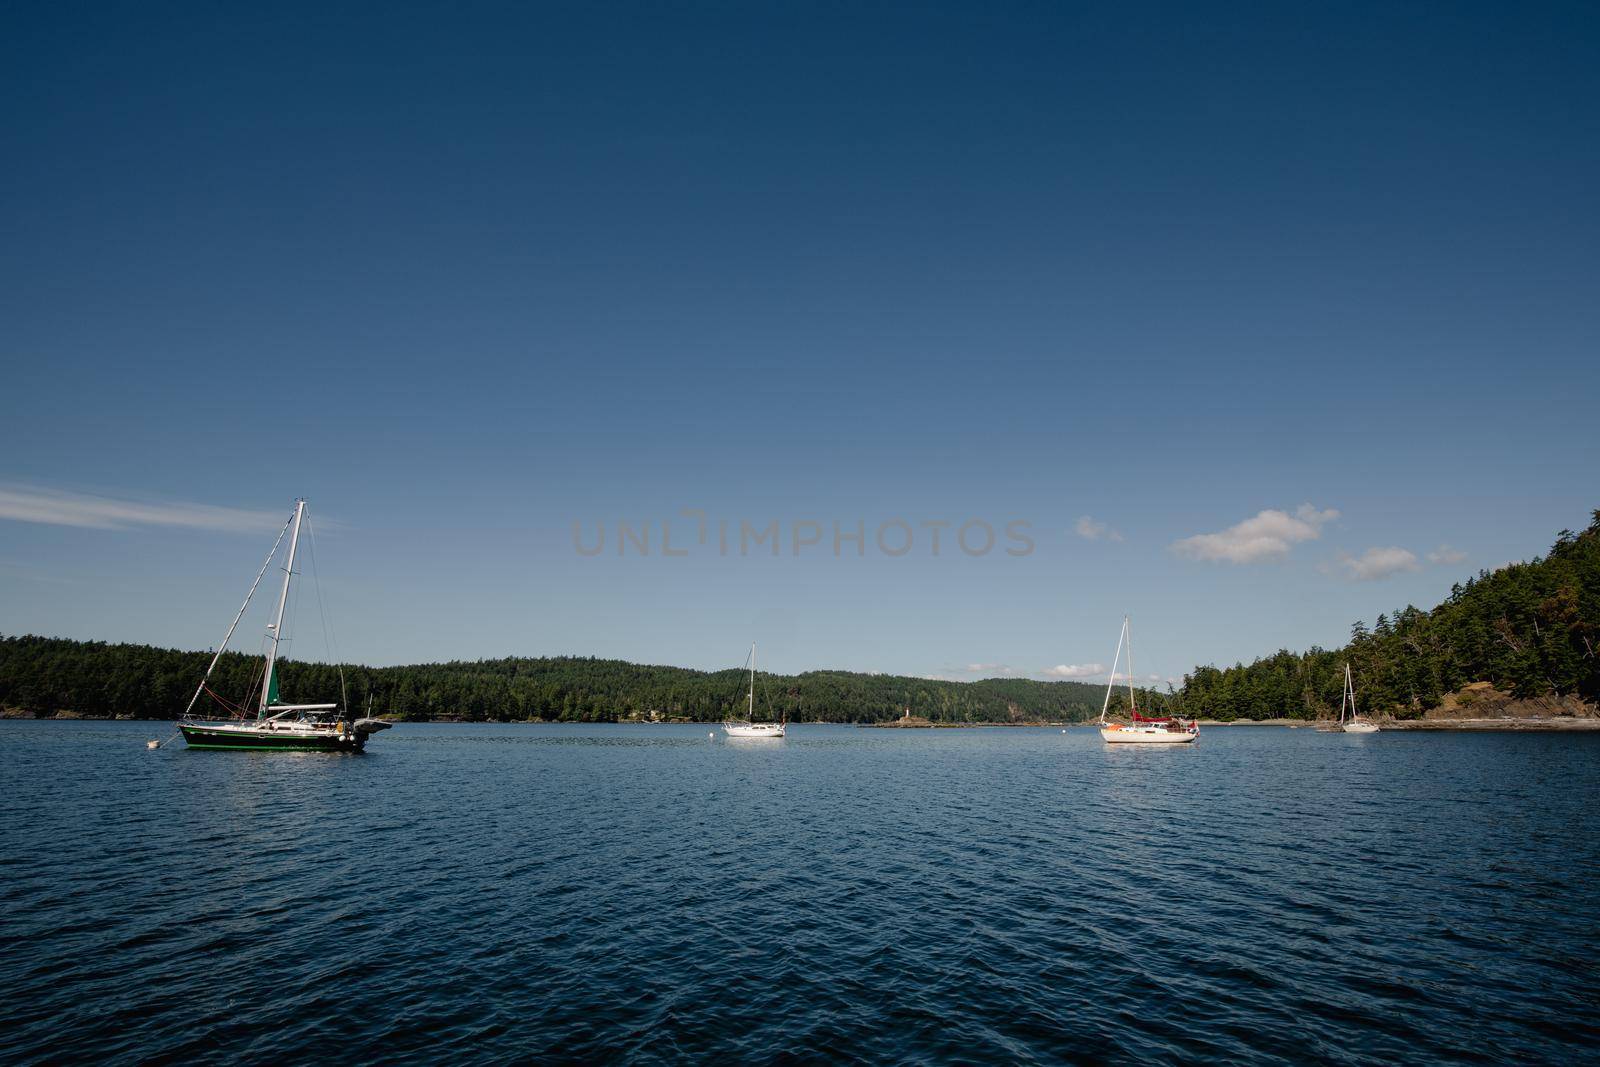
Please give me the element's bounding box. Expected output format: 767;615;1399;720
3;722;1598;1063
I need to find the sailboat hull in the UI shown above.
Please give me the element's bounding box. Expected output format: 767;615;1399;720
178;722;368;752
722;723;785;738
1101;725;1198;744
1341;722;1380;734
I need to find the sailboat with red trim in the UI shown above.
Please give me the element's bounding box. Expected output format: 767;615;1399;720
1097;616;1198;744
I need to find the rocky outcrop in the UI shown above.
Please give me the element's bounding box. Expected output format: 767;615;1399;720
1423;681;1596;720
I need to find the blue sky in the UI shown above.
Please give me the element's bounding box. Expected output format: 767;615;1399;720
2;2;1595;685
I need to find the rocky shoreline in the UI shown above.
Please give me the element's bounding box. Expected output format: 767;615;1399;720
1382;717;1600;731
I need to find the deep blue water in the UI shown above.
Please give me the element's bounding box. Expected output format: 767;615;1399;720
2;721;1598;1064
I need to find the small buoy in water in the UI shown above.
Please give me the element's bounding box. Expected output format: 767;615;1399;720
1061;729;1067;734
146;740;160;749
709;732;715;739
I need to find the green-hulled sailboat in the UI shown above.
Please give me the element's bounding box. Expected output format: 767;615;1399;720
177;499;392;753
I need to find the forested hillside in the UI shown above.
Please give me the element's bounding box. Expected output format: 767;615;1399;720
0;637;1117;723
8;512;1592;725
1180;511;1600;721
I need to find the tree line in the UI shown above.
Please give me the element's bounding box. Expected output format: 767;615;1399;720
1177;510;1600;721
7;510;1591;725
0;636;1126;724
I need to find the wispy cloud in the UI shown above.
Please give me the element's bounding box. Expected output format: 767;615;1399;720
1043;662;1106;679
0;485;284;533
1170;503;1338;564
0;559;89;586
957;663;1018;676
1074;516;1124;542
1427;544;1468;565
1325;546;1421;582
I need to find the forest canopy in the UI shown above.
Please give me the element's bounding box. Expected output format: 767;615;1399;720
0;637;1117;724
1177;510;1600;720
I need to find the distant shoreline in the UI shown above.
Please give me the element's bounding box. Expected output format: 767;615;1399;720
7;713;1599;732
1381;717;1600;731
1195;717;1600;731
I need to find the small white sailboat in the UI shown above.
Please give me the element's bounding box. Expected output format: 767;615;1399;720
1338;663;1380;734
1097;616;1198;744
722;643;785;738
176;499;392;752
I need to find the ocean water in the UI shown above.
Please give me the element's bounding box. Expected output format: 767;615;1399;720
2;721;1597;1064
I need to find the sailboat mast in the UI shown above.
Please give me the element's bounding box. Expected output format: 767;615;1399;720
1126;616;1137;716
1342;663;1355;725
260;499;306;716
181;509;294;720
749;642;756;721
1100;616;1127;725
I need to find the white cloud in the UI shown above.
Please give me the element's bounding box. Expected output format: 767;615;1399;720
1074;516;1124;542
1427;544;1468;565
961;663;1017;676
1170;503;1338;564
0;484;284;533
1328;546;1421;582
1043;662;1106;679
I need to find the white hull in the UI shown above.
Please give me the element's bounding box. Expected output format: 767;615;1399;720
1342;721;1380;734
1101;725;1198;744
722;722;785;738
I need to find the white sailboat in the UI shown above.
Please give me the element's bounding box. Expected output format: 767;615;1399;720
722;643;785;738
1097;616;1198;744
176;499;392;752
1338;663;1380;734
